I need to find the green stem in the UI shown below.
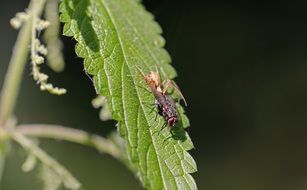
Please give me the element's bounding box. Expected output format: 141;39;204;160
15;124;122;159
0;0;45;126
11;131;81;189
0;20;31;126
44;0;65;72
15;124;138;174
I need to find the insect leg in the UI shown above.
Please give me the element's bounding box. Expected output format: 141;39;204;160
162;135;173;145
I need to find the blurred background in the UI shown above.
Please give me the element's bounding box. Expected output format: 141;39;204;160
1;0;307;189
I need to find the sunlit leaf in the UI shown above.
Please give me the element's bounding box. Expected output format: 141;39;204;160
60;0;197;189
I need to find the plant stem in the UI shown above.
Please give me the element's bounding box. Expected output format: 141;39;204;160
0;0;45;126
15;124;122;159
44;0;65;72
0;21;31;126
11;131;81;189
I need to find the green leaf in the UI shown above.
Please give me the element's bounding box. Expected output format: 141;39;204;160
60;0;197;189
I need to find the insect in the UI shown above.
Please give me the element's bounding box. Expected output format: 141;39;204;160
138;68;187;128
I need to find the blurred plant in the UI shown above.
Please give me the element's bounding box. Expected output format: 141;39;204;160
0;0;197;189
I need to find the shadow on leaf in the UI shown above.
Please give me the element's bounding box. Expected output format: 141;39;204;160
170;119;188;142
65;0;99;52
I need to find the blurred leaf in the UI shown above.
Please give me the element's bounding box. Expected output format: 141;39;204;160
60;0;197;189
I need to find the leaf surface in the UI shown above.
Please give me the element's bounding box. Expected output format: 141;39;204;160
60;0;197;189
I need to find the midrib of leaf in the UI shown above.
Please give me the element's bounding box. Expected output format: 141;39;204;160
60;0;197;189
104;0;166;77
100;0;168;187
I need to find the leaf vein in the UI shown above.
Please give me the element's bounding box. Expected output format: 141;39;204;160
99;0;167;187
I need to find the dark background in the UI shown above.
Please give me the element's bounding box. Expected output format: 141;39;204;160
1;0;307;189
